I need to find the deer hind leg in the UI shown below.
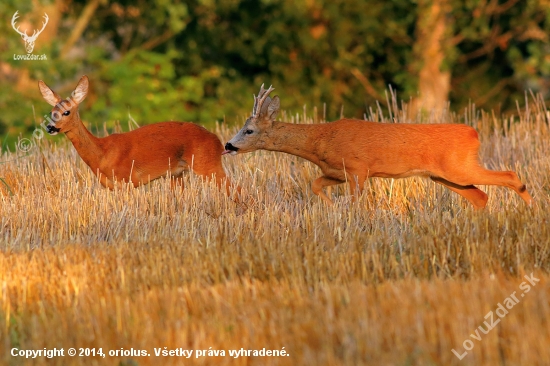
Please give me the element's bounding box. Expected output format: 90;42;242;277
312;176;344;205
168;160;188;190
170;176;185;190
95;170;116;190
190;157;242;200
192;163;226;189
211;166;241;199
442;167;533;205
430;177;488;209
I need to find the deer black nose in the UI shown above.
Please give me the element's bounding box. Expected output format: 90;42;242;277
225;142;239;152
46;124;60;134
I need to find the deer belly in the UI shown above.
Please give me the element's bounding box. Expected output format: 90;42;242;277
364;159;435;178
371;169;432;179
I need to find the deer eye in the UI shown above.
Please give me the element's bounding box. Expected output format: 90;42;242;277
245;129;254;135
63;110;70;116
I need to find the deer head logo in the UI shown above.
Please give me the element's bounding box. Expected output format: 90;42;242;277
11;11;49;54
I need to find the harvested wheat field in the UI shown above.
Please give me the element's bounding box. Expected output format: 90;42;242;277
1;100;550;366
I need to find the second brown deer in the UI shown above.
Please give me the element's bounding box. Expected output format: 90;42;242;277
223;85;533;208
39;75;237;196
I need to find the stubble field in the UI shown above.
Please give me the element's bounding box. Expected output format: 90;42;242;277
0;100;549;365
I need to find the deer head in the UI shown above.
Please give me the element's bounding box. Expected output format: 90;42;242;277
223;84;280;155
39;76;89;135
12;11;49;54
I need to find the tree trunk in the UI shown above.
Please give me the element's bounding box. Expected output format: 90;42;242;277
413;0;451;115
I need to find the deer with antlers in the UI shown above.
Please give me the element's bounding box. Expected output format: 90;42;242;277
223;85;533;208
11;11;49;54
39;76;237;195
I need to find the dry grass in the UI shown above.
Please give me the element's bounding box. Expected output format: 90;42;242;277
0;98;549;365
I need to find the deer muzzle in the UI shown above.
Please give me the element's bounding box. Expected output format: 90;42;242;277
46;124;61;135
222;142;239;155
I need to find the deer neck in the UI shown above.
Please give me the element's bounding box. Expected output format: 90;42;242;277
263;121;321;165
64;116;105;171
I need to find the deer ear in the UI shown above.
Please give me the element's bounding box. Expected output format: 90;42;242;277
259;96;272;116
72;75;89;104
267;96;280;120
38;80;62;106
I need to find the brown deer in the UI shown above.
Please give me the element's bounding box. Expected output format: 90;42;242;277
39;75;236;194
223;85;533;208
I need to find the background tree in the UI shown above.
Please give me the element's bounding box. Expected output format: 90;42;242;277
411;0;550;113
1;0;549;147
412;0;452;114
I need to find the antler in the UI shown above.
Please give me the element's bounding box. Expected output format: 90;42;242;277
11;11;28;37
252;84;275;118
29;13;49;40
11;12;48;40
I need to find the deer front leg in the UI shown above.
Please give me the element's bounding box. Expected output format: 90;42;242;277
312;176;344;205
349;175;366;202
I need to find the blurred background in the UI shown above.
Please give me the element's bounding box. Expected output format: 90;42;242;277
1;0;549;145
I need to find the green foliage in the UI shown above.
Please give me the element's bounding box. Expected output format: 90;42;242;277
1;0;550;147
163;0;419;121
448;0;550;110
